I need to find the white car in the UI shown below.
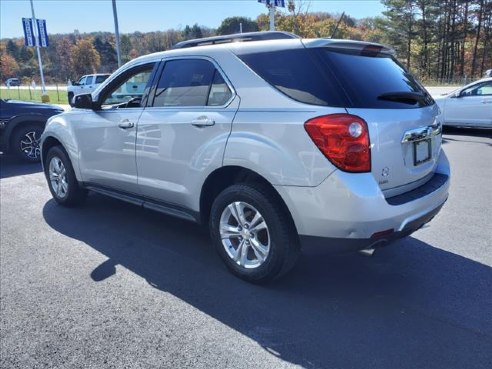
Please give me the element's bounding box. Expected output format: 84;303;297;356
434;77;492;128
67;74;110;106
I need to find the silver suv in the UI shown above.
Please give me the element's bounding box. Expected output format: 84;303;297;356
41;32;450;283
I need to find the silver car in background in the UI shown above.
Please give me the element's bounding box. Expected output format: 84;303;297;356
41;32;450;283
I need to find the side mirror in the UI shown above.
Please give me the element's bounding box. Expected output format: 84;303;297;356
73;94;94;109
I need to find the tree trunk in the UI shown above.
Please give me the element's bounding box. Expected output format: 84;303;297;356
471;0;484;78
480;9;491;76
460;1;469;78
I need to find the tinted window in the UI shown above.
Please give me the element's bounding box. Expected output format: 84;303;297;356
95;75;109;84
315;49;434;109
85;76;94;85
238;49;346;107
238;48;433;109
153;59;230;107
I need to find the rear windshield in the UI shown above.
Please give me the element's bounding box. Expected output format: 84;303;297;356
238;47;434;109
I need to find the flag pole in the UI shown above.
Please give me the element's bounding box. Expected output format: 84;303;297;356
29;0;48;102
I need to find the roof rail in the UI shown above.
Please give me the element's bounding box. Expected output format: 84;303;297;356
172;31;299;49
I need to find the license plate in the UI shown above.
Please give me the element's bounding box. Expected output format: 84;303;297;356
414;139;431;165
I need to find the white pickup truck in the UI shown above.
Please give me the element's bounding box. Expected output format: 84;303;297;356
67;74;110;106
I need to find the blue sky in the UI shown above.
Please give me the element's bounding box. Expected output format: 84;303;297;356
1;0;385;39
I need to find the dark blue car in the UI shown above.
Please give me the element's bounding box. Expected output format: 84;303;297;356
0;99;64;162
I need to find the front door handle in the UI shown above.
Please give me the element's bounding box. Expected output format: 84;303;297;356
481;99;492;104
118;120;135;129
191;116;215;127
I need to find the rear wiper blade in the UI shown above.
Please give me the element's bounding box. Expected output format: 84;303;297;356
377;91;426;105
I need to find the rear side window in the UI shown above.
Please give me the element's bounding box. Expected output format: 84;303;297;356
85;76;94;85
238;47;433;109
152;59;232;107
238;49;347;107
95;75;109;84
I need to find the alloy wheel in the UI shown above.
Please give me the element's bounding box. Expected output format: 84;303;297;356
20;130;41;160
219;201;270;269
48;156;69;199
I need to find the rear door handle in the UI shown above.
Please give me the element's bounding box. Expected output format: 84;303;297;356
118;120;135;129
481;99;492;104
191;116;215;127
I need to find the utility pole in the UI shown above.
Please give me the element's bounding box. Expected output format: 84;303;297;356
29;0;48;102
112;0;122;68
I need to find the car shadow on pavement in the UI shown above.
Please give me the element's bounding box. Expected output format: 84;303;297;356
0;154;43;179
42;194;492;369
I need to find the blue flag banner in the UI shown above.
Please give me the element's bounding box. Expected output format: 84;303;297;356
37;19;49;47
22;18;35;47
258;0;286;7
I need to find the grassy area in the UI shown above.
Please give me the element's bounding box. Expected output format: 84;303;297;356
0;87;68;105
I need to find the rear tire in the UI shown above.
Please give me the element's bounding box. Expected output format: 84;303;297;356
11;124;44;162
209;183;300;284
44;146;86;207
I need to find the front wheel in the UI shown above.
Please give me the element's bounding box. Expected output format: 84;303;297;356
210;184;300;284
11;125;44;162
45;146;86;206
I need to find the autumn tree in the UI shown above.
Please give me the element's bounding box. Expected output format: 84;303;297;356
119;34;132;63
6;40;20;60
17;46;34;64
71;38;101;77
55;37;74;81
93;36;117;72
0;53;20;79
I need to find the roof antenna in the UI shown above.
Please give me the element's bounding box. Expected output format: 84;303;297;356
331;11;345;38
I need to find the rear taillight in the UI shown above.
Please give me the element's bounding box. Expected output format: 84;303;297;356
304;114;371;173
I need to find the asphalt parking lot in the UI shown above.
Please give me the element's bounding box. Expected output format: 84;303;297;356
1;128;491;369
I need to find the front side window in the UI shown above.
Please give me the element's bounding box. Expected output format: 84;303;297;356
77;76;86;85
461;81;492;97
152;59;231;107
101;63;155;108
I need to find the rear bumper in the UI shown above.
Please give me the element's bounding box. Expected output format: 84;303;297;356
298;200;445;254
275;150;450;251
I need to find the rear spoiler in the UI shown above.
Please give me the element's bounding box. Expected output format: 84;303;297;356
302;39;395;56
